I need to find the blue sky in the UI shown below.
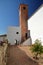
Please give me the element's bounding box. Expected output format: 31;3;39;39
0;0;42;34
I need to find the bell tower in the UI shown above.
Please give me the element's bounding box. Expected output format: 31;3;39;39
19;4;28;42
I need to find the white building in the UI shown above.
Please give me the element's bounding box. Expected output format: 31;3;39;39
0;34;7;41
7;27;21;45
28;5;43;45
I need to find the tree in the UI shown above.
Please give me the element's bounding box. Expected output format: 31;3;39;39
31;39;43;59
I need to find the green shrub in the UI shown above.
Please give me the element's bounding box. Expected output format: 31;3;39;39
31;39;43;59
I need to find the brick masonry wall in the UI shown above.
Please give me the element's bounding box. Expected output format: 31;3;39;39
19;4;28;42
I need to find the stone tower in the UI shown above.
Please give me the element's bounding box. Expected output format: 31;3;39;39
19;4;28;42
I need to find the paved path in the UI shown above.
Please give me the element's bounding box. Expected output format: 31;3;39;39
7;45;38;65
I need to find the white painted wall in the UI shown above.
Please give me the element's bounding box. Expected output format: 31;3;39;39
7;26;21;45
0;37;7;41
28;5;43;45
23;38;32;45
0;37;3;41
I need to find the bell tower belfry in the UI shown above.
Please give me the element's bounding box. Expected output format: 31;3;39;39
19;4;28;42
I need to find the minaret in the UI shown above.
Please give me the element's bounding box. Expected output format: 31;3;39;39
19;4;28;42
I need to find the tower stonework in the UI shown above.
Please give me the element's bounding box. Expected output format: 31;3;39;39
19;4;28;42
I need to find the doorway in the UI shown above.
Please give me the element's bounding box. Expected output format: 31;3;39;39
25;33;27;39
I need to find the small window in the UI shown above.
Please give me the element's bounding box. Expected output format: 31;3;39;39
23;7;26;10
16;32;19;34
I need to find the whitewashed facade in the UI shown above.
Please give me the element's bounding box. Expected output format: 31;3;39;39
7;26;21;45
28;5;43;45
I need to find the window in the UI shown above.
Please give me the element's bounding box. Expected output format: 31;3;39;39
23;7;26;10
16;32;19;34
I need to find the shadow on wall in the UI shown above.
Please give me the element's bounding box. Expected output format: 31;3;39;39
7;46;39;65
